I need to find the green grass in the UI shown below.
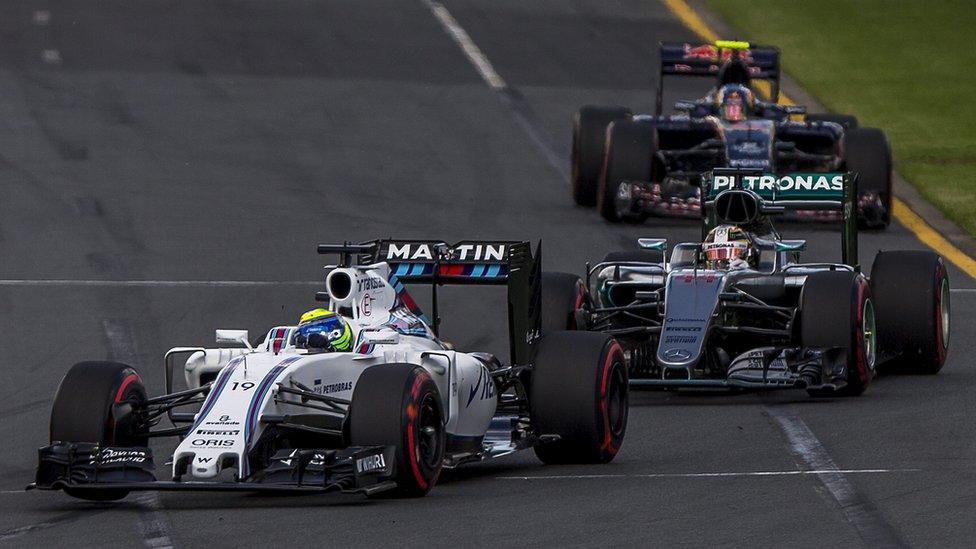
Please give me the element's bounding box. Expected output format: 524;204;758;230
705;0;976;234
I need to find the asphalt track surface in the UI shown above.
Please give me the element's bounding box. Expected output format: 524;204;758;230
0;1;973;547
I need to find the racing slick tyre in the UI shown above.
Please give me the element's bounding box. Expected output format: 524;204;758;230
349;364;444;497
530;332;628;464
50;361;149;501
541;271;587;333
806;113;859;129
573;105;631;207
870;251;950;374
598;119;657;222
800;272;877;397
845;127;892;229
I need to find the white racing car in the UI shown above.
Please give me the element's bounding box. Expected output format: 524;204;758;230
33;239;629;500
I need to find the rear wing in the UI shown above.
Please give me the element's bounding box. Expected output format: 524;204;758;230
317;240;541;366
699;169;859;268
657;40;781;115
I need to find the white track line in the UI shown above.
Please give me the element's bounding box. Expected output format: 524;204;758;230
422;0;507;90
103;320;176;549
0;279;320;287
766;406;908;547
498;468;914;481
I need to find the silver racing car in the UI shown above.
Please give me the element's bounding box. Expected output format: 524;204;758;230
547;168;949;396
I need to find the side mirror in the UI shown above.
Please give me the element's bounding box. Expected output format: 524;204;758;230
637;238;667;252
215;329;252;351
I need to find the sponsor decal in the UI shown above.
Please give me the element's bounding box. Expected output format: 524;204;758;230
711;173;845;196
196;456;213;464
93;448;150;465
196;429;240;436
665;335;697;344
312;379;353;395
466;367;495;408
206;415;240;426
664;325;702;332
663;348;693;361
666;317;707;323
357;276;385;292
356;453;387;474
386;243;507;262
191;439;234;447
361;293;372;316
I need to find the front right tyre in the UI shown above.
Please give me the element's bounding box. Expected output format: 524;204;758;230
800;271;876;397
50;361;149;501
349;363;444;497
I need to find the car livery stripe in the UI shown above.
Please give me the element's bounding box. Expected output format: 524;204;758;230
189;357;243;432
393;263;410;279
485;264;501;278
239;356;302;476
469;264;485;277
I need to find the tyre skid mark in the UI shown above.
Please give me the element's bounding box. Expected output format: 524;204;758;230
498;468;916;480
766;405;909;548
104;320;176;549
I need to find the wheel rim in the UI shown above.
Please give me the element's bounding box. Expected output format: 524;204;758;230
606;360;627;438
862;298;877;371
940;277;950;348
414;393;442;470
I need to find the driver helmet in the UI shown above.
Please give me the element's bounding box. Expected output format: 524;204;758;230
293;308;352;352
715;84;754;122
702;225;755;270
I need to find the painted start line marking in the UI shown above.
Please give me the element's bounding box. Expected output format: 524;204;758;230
498;468;915;480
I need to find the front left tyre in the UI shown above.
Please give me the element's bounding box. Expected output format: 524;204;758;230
50;361;149;501
530;332;628;464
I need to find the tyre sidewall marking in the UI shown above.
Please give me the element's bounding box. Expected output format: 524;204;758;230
108;371;141;445
935;262;949;363
853;278;871;384
598;341;625;456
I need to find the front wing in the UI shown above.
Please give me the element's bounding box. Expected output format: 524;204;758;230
32;442;398;496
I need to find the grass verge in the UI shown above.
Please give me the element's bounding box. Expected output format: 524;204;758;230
705;0;976;234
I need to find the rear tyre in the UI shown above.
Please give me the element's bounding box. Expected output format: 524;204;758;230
572;106;631;207
870;251;950;374
801;272;876;397
541;272;586;333
846;127;892;229
598;120;656;222
806;112;859;129
50;361;148;501
531;332;628;464
349;364;444;497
